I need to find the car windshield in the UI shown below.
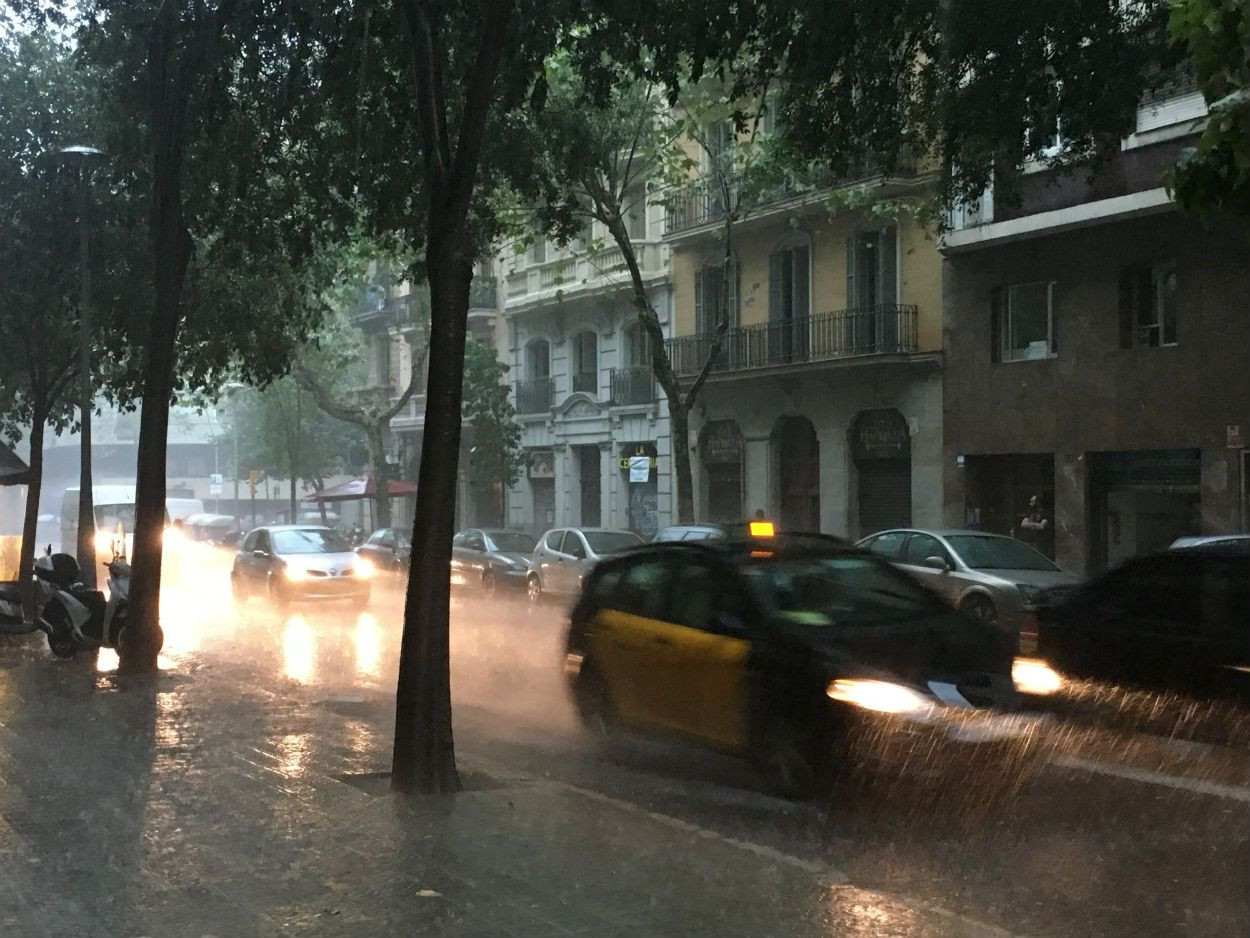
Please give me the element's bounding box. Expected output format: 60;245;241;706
488;532;536;553
746;553;946;626
584;531;644;555
271;529;351;554
945;535;1057;571
95;504;135;530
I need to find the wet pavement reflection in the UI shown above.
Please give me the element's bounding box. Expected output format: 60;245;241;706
44;541;1250;936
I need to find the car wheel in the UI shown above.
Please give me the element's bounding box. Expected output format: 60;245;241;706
960;594;997;624
526;574;542;605
574;668;620;743
41;604;77;659
751;719;818;800
482;570;497;598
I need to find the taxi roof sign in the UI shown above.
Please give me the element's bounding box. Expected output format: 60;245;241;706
749;520;776;538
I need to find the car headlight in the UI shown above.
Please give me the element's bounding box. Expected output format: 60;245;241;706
354;558;376;580
284;565;309;581
1013;657;1063;695
826;679;934;714
1016;583;1046;605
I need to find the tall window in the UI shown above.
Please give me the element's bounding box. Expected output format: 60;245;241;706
768;246;811;322
529;238;547;264
622;322;652;367
623;183;647;241
1120;263;1178;349
846;226;897;308
525;339;550;379
704;120;736;176
993;282;1057;362
694;262;738;334
572;331;598;394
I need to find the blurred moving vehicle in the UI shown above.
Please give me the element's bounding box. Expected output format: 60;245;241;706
1038;548;1250;696
857;529;1080;632
356;527;412;577
231;525;373;609
451;529;537;596
565;535;1059;797
529;528;645;603
1170;534;1250;553
60;485;173;558
653;521;780;543
184;513;242;547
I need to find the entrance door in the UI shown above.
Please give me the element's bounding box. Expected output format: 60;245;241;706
577;446;601;527
852;409;912;539
531;478;555;534
775;417;820;532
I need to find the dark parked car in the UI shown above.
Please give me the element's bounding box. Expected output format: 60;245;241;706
565;535;1059;797
1037;549;1250;696
231;525;373;609
450;529;538;596
357;527;412;577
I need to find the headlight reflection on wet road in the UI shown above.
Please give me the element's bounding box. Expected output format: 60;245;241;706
282;616;316;685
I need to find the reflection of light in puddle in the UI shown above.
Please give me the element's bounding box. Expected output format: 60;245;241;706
354;614;382;678
283;616;316;684
95;648;178;672
277;732;311;778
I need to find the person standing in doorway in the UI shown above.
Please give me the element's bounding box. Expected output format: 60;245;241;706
1019;495;1051;556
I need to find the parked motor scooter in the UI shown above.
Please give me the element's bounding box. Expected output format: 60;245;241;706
0;545;61;633
35;547;134;659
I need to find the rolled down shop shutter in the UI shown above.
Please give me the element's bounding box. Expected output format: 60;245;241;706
857;462;913;539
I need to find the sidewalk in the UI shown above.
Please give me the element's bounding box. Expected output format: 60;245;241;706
0;633;1007;938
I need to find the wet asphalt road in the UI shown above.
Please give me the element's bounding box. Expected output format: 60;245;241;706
152;545;1250;938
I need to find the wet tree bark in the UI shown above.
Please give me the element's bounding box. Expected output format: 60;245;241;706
122;0;195;673
18;413;45;621
365;423;391;529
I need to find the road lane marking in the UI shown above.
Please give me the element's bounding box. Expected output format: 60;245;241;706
1053;755;1250;803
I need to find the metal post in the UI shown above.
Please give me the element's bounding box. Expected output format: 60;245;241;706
73;163;96;587
233;395;240;525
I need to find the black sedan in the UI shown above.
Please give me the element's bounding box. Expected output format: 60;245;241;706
451;528;538;596
356;527;411;578
1037;548;1250;697
564;535;1060;797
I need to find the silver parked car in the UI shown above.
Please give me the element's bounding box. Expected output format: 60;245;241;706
528;527;645;603
232;525;374;609
856;528;1080;631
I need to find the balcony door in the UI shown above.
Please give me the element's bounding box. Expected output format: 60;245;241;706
768;245;810;365
846;226;898;353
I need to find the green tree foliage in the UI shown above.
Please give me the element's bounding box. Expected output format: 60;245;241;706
1165;0;1250;218
461;338;522;527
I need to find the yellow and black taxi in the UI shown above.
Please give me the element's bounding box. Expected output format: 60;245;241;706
564;532;1062;797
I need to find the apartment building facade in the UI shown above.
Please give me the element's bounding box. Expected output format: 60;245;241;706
941;85;1250;575
503;204;673;538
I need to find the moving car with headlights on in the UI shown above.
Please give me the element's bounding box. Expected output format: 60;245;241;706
356;527;412;577
858;529;1080;633
231;525;374;609
565;535;1062;797
1038;547;1250;697
528;527;645;604
451;529;537;596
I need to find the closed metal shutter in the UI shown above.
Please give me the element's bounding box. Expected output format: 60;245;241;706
858;461;912;538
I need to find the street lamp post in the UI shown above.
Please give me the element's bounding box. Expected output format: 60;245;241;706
60;145;103;588
223;381;245;526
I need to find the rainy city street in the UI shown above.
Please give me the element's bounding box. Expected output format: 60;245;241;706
5;542;1244;937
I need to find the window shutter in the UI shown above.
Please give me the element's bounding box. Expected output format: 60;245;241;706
726;259;739;328
879;226;898;306
794;246;811;319
768;251;786;322
846;237;858;308
990;287;1003;363
694;268;705;335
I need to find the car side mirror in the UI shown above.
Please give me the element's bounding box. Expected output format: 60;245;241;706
922;555;949;572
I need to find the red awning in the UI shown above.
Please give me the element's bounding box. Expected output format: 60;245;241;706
301;475;417;503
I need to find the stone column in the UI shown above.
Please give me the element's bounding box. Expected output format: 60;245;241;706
1054;452;1088;576
599;441;615;529
743;436;772;519
552;443;569;528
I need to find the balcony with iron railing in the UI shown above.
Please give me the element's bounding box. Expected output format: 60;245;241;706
515;377;555;415
665;304;919;377
610;366;655;405
505;242;666;306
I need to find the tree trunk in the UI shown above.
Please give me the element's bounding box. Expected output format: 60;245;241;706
124;10;191;673
18;414;46;621
392;249;469;795
668;399;694;523
366;423;391;529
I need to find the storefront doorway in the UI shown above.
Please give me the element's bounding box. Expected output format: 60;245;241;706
963;453;1055;555
773;416;820;532
852;409;911;539
528;449;555;534
700;420;743;523
1091;450;1200;571
621;443;658;538
576;445;601;527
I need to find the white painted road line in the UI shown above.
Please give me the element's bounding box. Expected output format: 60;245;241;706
1053;755;1250;803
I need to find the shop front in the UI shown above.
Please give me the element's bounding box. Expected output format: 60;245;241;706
527;449;556;534
700;420;744;523
619;443;659;538
1090;449;1201;571
962;453;1056;556
852;409;912;539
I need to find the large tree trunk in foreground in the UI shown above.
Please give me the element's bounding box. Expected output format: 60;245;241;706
123;4;192;673
392;250;470;794
19;414;45;621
